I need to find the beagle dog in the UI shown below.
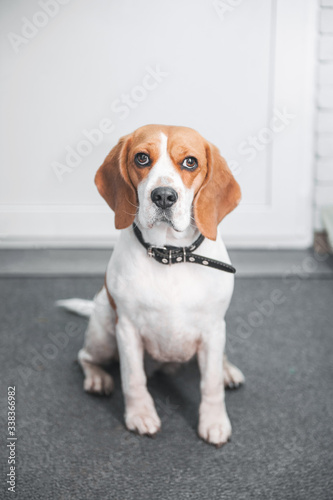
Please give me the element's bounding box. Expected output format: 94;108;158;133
59;124;245;447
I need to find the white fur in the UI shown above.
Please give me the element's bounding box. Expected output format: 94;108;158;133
72;132;244;446
137;133;194;234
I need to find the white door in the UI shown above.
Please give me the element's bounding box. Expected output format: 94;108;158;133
0;0;316;248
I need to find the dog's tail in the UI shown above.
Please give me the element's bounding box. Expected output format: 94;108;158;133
56;299;94;318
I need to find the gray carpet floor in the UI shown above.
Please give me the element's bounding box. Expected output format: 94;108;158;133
1;276;333;500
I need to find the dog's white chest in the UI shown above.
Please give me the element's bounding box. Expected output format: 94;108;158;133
107;229;234;362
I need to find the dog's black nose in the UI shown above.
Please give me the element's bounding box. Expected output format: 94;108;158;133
151;187;178;209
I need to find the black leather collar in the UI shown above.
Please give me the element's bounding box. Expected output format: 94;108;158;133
132;223;236;274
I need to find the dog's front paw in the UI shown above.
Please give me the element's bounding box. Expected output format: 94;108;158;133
198;404;232;447
125;399;161;436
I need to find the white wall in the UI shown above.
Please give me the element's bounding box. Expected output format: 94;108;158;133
315;0;333;229
0;0;317;248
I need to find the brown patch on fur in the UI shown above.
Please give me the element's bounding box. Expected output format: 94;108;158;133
193;143;241;240
166;126;208;192
95;135;137;229
95;125;241;238
95;127;165;229
165;127;241;240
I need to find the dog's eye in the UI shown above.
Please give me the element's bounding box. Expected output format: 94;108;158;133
182;157;198;170
135;153;151;167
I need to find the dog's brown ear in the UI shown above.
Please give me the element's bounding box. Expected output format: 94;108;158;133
95;135;137;229
194;142;241;240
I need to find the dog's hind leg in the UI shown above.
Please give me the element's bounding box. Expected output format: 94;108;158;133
78;287;118;396
223;354;245;389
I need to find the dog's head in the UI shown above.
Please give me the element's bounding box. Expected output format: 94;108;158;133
95;125;241;240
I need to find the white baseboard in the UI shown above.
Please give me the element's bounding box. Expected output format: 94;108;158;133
0;235;313;250
0;204;313;249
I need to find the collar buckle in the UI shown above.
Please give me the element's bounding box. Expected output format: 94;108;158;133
147;245;166;258
147;246;154;258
